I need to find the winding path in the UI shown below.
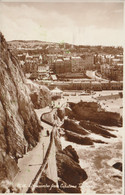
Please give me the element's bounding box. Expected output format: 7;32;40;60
12;106;56;193
13;100;68;193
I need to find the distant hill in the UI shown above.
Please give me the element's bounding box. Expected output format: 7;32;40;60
7;39;123;55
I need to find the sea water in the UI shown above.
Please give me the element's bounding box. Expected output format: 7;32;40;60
60;127;123;194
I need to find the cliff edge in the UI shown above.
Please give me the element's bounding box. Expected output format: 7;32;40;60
0;32;49;190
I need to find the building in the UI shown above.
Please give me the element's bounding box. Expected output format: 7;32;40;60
101;63;123;81
53;54;95;75
24;53;44;73
112;58;120;65
54;59;64;74
71;56;84;72
64;57;71;73
51;74;57;81
81;54;94;70
94;53;123;67
101;64;110;77
110;64;123;81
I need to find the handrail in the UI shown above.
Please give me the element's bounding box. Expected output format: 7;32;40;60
27;124;57;193
27;102;67;192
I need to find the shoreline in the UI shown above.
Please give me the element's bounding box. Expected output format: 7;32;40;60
59;91;123;194
60;126;122;194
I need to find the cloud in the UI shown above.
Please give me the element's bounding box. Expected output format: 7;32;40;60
0;2;124;46
79;26;124;46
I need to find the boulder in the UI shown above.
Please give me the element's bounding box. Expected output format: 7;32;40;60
112;162;122;172
80;120;116;138
64;130;93;145
55;137;88;193
63;145;79;163
56;151;87;188
62;119;89;136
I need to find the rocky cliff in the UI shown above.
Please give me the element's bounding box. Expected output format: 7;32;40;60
56;145;88;193
57;101;122;146
55;136;88;193
0;32;49;189
57;102;123;193
26;79;51;109
68;101;122;127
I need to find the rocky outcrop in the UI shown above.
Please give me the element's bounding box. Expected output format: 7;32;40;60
65;107;75;119
61;119;116;145
26;79;51;109
68;101;122;127
57;108;65;121
55;135;88;193
33;135;88;193
0;33;49;187
63;145;79;163
62;119;89;136
56;145;88;193
64;130;94;145
80;120;116;138
34;146;85;193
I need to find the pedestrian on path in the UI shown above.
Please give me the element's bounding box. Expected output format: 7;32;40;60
46;130;49;136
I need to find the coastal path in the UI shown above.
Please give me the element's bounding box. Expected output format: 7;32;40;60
12;106;54;193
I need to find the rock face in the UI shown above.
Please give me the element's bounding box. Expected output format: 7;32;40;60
57;108;65;121
65;107;75;119
63;145;79;163
62;119;89;135
55;136;88;193
80;120;116;138
61;119;93;145
26;79;51;109
61;118;117;145
68;101;122;127
65;130;94;145
56;145;88;193
0;33;49;186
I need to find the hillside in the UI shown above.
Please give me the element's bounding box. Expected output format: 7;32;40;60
0;32;50;191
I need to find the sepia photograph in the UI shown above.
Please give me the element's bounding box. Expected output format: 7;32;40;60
0;0;124;194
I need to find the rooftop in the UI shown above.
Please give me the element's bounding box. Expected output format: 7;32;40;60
72;56;81;59
64;58;70;61
56;59;63;62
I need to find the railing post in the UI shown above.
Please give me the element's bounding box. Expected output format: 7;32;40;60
42;143;44;159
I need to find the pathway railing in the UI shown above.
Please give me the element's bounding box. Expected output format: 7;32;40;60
27;101;67;193
27;123;57;193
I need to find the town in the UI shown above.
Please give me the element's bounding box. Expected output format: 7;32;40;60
8;41;123;91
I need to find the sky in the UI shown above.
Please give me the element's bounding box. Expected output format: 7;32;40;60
0;1;124;46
